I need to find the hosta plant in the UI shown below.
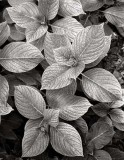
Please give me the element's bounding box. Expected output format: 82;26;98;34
0;0;124;159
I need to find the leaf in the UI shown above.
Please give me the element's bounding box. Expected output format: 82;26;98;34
3;9;14;24
105;148;124;160
41;63;82;90
38;0;59;20
22;127;49;157
104;6;124;27
72;24;106;64
44;32;70;65
81;68;122;102
80;0;105;11
25;22;48;42
51;17;84;42
109;109;124;123
112;121;124;131
48;93;91;121
0;21;10;47
0;42;43;73
94;150;112;160
92;103;110;117
86;122;115;151
7;0;36;6
25;118;43;131
0;103;13;116
98;116;113;127
59;0;85;17
50;122;83;157
7;2;40;28
14;85;46;119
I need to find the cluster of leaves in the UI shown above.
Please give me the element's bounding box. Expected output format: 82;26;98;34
0;0;124;159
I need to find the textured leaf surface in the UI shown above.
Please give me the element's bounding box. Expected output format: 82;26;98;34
0;42;43;73
22;127;49;157
7;2;40;28
50;122;83;157
113;121;124;131
82;68;122;102
87;122;115;150
104;6;124;27
59;0;85;17
94;150;112;160
105;148;124;160
0;21;10;47
44;32;70;65
14;85;46;119
52;17;84;42
8;0;36;6
109;109;124;123
72;24;105;64
25;118;43;131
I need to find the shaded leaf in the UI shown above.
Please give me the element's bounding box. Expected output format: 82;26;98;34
98;116;113;127
81;68;122;102
14;85;46;119
50;122;83;157
0;42;43;73
112;121;124;131
109;109;124;123
94;150;112;160
59;0;85;17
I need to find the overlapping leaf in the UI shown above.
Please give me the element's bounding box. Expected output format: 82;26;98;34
94;150;112;160
109;109;124;123
14;85;46;119
50;122;83;157
0;42;43;73
81;68;122;102
7;0;36;6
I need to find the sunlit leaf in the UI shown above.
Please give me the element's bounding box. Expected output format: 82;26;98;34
8;0;36;6
109;109;124;123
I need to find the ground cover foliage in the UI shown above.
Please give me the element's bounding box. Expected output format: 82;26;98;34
0;0;124;159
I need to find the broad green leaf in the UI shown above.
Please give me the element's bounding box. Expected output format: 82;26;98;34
44;32;70;65
51;17;84;42
110;100;124;108
50;122;83;157
43;109;60;127
86;35;111;68
7;2;40;28
25;22;48;42
105;148;124;160
0;21;10;47
8;0;36;6
41;63;84;90
14;85;46;119
15;24;25;34
72;24;105;64
59;0;85;17
0;42;43;73
80;0;105;11
92;103;110;117
38;0;59;20
9;24;25;41
109;109;124;123
104;6;124;27
86;122;115;150
22;127;49;157
47;93;91;121
112;121;124;131
25;118;43;131
81;68;122;102
94;150;112;160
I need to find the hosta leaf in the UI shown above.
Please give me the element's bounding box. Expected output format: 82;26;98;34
7;2;40;28
86;122;115;150
110;100;124;108
22;127;49;157
43;109;59;127
59;0;85;17
94;150;112;160
14;85;46;119
80;0;104;11
38;0;59;20
8;0;36;6
0;42;43;73
3;9;14;24
72;24;105;64
109;109;124;123
44;32;70;65
0;103;13;116
50;122;83;157
104;6;124;27
92;103;110;117
25;118;43;131
48;93;91;121
105;148;124;160
0;21;10;47
81;68;122;102
98;116;113;127
112;121;124;131
51;17;84;42
25;22;48;42
41;63;82;90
